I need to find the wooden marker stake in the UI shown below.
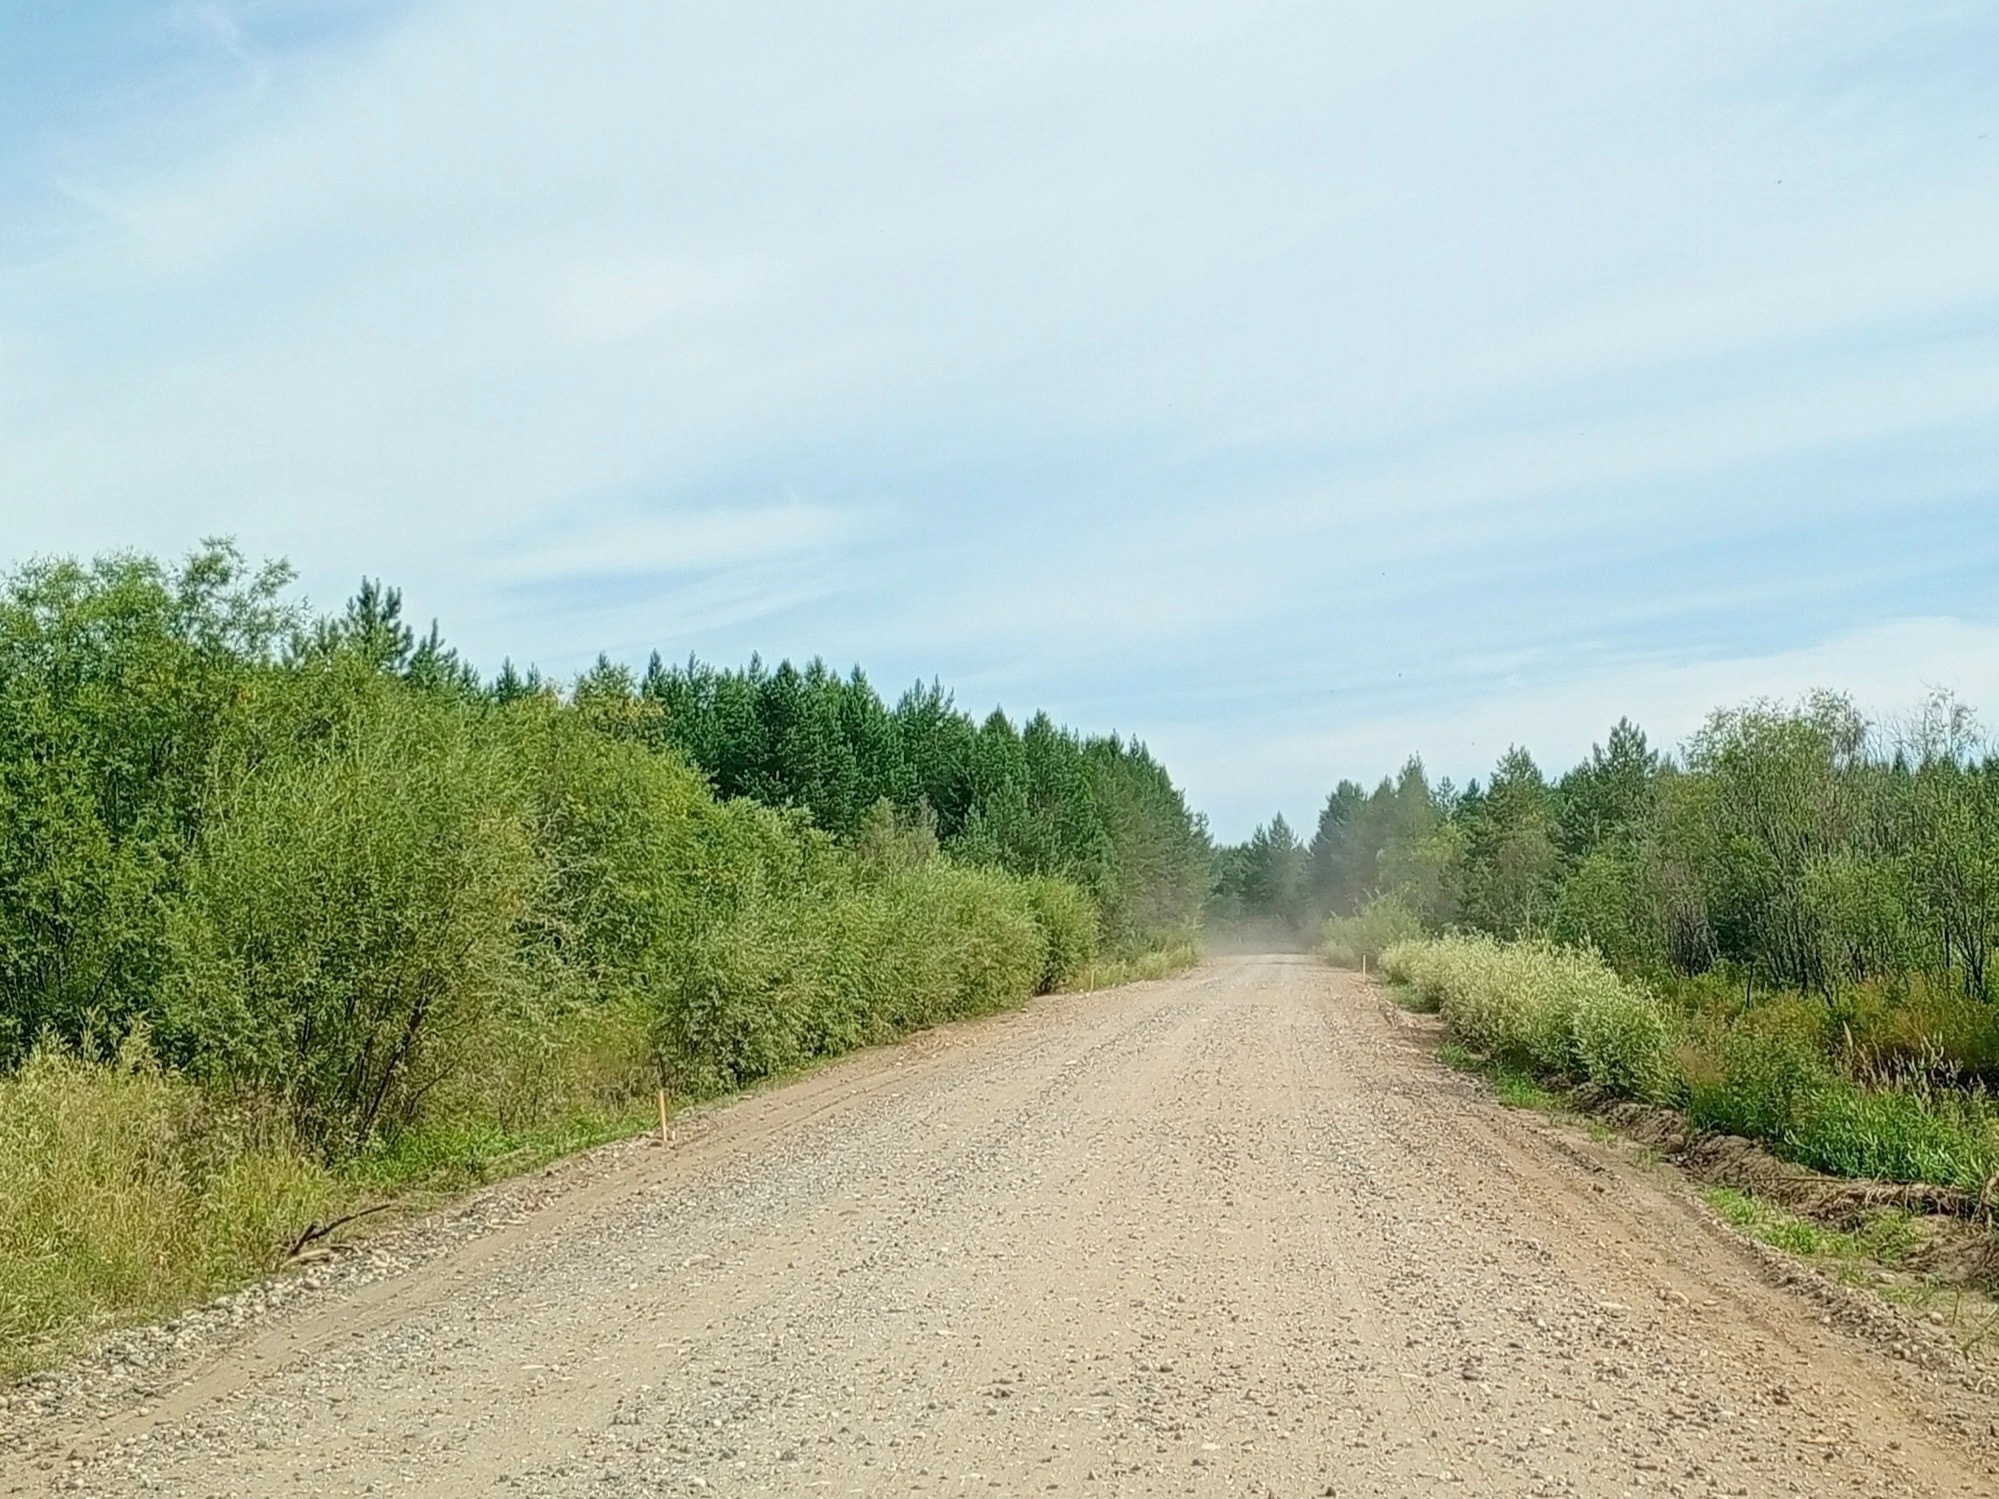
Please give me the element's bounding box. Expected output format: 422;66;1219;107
657;1088;671;1147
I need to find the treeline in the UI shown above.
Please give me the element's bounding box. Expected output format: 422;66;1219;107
1;544;1207;1116
1226;692;1999;1199
0;543;1204;1366
1221;693;1999;1012
628;655;1209;949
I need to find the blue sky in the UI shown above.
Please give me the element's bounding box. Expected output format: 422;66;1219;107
2;2;1996;838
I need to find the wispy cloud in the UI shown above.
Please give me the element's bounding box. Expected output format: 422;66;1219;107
174;2;269;92
497;500;862;585
1170;617;1999;840
0;1;1994;835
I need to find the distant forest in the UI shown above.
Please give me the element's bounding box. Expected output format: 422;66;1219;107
1214;695;1999;1005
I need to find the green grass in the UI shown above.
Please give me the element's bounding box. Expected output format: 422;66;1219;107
1493;1068;1562;1111
1788;1084;1999;1193
1685;1028;1999;1192
341;1107;654;1195
1385;980;1438;1014
1701;1186;1920;1264
1437;1040;1482;1072
1435;1039;1564;1112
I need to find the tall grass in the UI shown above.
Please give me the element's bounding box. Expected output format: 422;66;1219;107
1384;934;1999;1193
1070;935;1203;991
1383;934;1673;1100
0;1039;334;1376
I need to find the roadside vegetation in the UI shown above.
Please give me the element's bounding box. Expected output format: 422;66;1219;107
1218;693;1999;1204
1382;935;1999;1193
0;543;1208;1374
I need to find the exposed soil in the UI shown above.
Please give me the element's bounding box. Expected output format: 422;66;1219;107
4;956;1997;1496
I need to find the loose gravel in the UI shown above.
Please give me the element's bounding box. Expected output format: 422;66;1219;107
4;956;1996;1497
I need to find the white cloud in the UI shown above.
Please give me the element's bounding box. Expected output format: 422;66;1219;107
0;1;1995;831
498;501;860;582
1179;616;1999;838
549;253;770;348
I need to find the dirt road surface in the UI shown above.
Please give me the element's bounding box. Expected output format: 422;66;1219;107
5;956;1997;1497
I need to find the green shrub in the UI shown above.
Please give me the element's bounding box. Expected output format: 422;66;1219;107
1022;876;1100;992
1549;842;1667;975
499;696;716;1015
1394;934;1999;1194
1436;1040;1481;1072
342;1105;645;1195
1071;937;1203;990
928;863;1049;1016
643;808;1058;1094
1679;990;1999;1190
1383;934;1673;1101
0;546;295;1066
1683;1026;1835;1141
163;675;546;1154
1319;894;1423;969
1379;939;1423;985
1493;1068;1562;1111
1570;981;1674;1099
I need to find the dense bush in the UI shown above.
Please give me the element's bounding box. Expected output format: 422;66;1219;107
1022;876;1101;992
1318;894;1423;969
0;545;1162;1142
651;835;1061;1093
1233;694;1999;1019
166;671;548;1152
637;657;1209;950
0;549;295;1064
0;543;1168;1370
1391;934;1999;1191
1387;935;1675;1103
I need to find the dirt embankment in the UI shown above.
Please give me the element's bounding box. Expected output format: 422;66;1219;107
4;956;1995;1497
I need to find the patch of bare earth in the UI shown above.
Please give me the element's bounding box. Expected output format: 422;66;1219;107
4;956;1996;1496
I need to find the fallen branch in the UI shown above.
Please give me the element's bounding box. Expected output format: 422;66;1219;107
287;1203;395;1259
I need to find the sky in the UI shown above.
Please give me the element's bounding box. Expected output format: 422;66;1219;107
1;1;1996;839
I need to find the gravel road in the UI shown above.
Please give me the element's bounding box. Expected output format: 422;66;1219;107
5;955;1997;1497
